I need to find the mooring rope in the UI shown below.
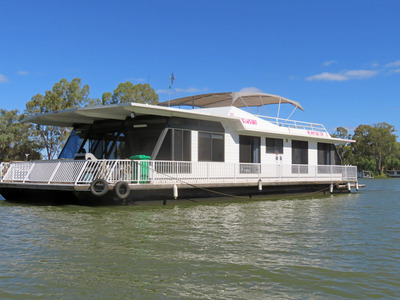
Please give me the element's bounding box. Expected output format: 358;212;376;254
145;163;338;200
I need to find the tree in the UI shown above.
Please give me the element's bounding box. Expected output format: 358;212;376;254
0;109;41;161
331;126;353;164
350;123;398;174
369;123;398;174
25;78;95;159
102;82;159;105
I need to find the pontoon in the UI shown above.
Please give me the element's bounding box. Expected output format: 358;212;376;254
0;92;359;204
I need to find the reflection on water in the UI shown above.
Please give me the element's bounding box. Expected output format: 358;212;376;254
0;179;399;299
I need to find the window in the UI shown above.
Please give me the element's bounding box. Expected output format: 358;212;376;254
198;132;224;162
59;130;83;159
156;129;191;161
239;135;260;173
318;143;341;165
240;135;260;163
174;130;191;161
266;138;283;154
292;140;308;174
292;140;308;164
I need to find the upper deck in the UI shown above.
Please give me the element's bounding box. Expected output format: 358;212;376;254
24;92;351;144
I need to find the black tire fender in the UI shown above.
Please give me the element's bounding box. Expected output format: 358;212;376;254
114;181;130;199
90;179;109;197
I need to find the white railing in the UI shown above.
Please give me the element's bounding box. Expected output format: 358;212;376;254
258;115;328;133
0;159;357;185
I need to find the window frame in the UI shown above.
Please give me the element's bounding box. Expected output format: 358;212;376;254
198;131;225;162
266;137;284;154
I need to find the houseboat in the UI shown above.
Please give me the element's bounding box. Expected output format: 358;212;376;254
0;92;360;205
386;170;400;177
358;170;373;178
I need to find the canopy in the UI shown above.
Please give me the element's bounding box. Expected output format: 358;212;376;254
158;92;304;111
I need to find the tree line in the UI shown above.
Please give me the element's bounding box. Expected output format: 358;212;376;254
333;123;400;175
1;78;399;175
0;78;158;161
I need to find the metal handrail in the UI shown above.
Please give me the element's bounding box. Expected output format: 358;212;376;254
257;115;328;133
0;159;357;185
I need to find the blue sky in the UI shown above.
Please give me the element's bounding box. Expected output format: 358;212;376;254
1;0;400;134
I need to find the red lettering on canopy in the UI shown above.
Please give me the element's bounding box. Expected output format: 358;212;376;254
307;130;328;137
241;118;258;125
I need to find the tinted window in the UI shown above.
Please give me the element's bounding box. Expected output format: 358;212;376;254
292;140;308;164
198;132;224;162
266;138;283;154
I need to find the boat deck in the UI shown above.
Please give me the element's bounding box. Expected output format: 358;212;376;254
1;160;357;186
0;159;359;204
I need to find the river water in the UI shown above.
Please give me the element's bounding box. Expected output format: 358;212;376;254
0;179;399;299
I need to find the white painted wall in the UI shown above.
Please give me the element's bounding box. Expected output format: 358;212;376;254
308;141;318;166
224;125;239;164
191;131;198;162
191;124;322;166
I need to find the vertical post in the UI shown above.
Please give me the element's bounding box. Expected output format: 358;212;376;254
137;160;141;184
276;98;282;124
315;165;317;180
75;161;88;185
168;72;175;107
106;160;118;183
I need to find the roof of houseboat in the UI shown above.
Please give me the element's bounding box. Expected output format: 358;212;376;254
158;92;304;110
23;92;353;144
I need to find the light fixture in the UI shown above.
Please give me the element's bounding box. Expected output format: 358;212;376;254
130;112;136;119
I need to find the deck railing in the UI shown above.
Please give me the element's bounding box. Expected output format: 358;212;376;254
0;159;357;186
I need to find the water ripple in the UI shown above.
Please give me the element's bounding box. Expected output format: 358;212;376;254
1;179;399;299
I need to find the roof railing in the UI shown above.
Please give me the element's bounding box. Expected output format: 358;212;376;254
257;115;328;133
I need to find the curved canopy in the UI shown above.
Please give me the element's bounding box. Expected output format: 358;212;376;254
158;92;304;111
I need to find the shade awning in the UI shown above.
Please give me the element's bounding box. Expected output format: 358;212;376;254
158;92;304;111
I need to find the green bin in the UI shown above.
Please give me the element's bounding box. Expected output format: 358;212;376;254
130;155;150;183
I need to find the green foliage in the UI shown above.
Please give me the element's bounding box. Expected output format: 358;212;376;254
0;109;41;161
331;127;353;164
26;78;91;114
2;78;160;161
102;82;159;105
25;78;95;159
336;122;400;175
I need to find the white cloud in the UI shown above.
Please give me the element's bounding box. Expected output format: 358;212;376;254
306;72;348;81
156;89;169;94
306;70;378;81
387;68;400;75
323;60;337;67
240;87;263;93
17;70;29;76
344;70;378;79
385;60;400;68
0;73;8;83
175;87;208;93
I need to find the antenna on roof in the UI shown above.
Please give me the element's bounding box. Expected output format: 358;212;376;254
168;72;175;107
